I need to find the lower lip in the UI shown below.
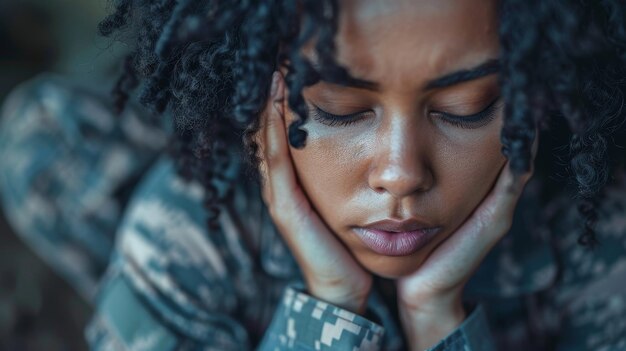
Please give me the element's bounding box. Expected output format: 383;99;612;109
353;227;441;256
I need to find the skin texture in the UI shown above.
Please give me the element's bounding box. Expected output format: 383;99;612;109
285;0;506;278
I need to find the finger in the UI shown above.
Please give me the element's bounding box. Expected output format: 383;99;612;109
255;114;269;203
505;126;539;195
480;127;539;231
255;72;281;204
262;72;312;220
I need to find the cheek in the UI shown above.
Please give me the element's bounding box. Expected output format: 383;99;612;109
289;132;366;226
435;124;506;226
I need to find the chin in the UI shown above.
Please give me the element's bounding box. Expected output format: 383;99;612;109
356;252;426;279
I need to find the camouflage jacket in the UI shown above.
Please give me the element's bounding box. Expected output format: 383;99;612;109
1;75;625;350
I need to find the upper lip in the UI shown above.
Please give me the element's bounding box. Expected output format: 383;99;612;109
361;219;436;232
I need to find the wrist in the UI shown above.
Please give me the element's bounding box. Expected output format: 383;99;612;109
399;294;466;351
306;281;371;315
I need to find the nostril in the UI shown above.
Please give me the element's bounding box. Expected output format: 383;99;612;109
373;185;387;194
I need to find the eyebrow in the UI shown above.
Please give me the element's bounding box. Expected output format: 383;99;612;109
425;58;501;89
317;58;501;91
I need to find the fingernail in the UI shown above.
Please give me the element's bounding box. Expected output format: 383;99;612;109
270;72;279;97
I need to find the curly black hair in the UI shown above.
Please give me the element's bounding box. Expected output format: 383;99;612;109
99;0;626;247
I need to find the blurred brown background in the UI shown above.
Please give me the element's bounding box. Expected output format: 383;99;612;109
0;1;125;349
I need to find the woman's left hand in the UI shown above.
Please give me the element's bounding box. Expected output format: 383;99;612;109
396;138;538;350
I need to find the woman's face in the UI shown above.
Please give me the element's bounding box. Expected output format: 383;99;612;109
283;0;506;278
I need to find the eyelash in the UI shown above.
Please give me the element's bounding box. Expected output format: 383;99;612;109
310;108;365;127
310;97;501;129
434;97;501;129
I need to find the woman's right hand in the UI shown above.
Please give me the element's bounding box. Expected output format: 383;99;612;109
254;72;372;314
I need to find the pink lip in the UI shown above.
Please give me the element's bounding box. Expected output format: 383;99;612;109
353;227;441;256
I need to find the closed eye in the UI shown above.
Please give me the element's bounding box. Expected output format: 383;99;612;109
430;97;501;129
310;105;370;127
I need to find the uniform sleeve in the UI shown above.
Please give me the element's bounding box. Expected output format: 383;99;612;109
86;158;252;350
257;284;386;350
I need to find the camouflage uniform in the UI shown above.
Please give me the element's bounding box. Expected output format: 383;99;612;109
1;76;625;350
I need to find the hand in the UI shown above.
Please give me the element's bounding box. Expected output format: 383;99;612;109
254;72;372;314
396;137;538;350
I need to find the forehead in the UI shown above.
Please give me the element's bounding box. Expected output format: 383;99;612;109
334;0;500;90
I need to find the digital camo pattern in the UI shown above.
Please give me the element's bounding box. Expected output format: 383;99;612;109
257;285;385;350
1;75;625;350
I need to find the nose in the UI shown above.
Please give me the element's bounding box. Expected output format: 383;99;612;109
367;116;434;198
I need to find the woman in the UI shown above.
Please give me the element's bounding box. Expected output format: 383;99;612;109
1;0;625;350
